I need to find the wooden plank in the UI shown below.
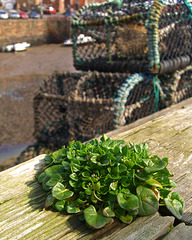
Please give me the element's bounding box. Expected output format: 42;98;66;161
80;213;174;240
162;223;192;240
0;99;192;239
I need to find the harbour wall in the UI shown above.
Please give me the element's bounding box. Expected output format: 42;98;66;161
0;18;72;47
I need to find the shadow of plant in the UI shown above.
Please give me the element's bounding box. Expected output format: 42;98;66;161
26;179;47;211
25;161;91;234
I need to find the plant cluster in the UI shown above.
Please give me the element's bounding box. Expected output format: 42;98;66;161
36;134;184;229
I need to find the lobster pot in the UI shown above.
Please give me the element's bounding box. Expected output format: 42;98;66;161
72;0;149;73
112;73;157;128
160;65;192;107
65;72;129;142
72;0;192;74
62;72;158;141
33;71;128;147
33;71;159;147
122;81;156;124
33;72;85;149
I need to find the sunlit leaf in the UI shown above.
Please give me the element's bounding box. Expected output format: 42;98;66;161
168;179;177;188
52;149;63;163
121;188;130;194
52;182;74;200
145;178;163;188
70;173;78;181
69;180;76;188
84;205;112;229
72;163;81;172
55;200;66;211
145;158;168;173
45;165;64;177
76;198;87;205
117;193;139;211
46;173;63;187
164;192;184;219
119;214;133;224
103;207;115;218
136;186;159;216
67;203;80;214
36;134;184;230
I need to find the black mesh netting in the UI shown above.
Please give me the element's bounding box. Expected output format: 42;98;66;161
33;72;128;148
72;0;192;74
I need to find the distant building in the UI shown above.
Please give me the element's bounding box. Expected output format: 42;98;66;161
42;0;64;12
0;0;106;12
1;0;16;10
15;0;65;12
16;0;37;10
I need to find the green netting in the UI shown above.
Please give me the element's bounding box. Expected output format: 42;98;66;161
72;0;192;74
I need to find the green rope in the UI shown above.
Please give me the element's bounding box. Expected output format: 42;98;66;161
140;92;153;102
147;0;163;73
113;73;145;128
151;76;160;113
113;73;164;128
107;0;123;9
185;84;192;88
182;0;192;15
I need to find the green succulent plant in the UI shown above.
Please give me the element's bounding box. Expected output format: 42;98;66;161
36;134;184;229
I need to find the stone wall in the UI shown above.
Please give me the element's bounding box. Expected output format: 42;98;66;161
0;18;71;47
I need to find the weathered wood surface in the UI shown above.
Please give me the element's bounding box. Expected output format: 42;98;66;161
0;98;192;240
162;223;192;240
